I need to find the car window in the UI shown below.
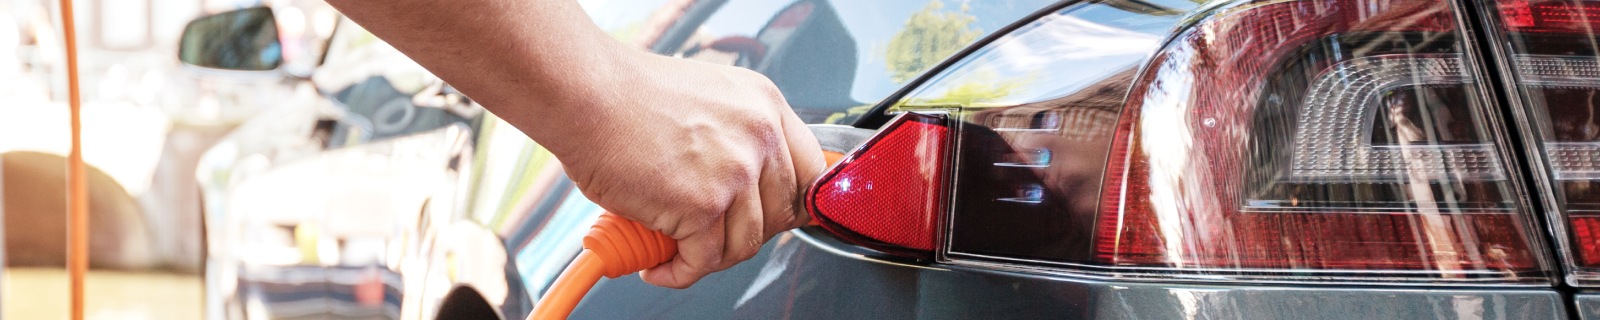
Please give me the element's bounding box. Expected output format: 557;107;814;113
648;0;1057;124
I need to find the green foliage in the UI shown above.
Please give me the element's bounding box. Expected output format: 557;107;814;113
824;104;879;124
886;0;982;83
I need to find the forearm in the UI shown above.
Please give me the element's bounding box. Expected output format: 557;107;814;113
323;0;635;154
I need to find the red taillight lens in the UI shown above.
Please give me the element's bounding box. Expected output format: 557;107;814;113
807;113;950;258
1574;217;1600;266
1487;0;1600;284
1090;0;1545;278
1499;0;1600;33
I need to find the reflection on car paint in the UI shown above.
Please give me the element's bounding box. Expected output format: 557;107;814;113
733;233;801;308
464;116;564;230
515;190;606;299
666;0;1056;124
886;0;1189;266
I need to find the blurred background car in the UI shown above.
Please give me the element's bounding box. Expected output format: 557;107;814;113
186;8;514;319
0;0;333;318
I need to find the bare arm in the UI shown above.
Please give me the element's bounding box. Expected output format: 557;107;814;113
324;0;624;153
324;0;826;288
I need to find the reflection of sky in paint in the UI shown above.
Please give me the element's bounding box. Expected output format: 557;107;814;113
689;0;1055;104
906;3;1194;106
575;0;1211;106
515;190;605;299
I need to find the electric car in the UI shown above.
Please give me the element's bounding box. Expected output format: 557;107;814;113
190;0;1600;318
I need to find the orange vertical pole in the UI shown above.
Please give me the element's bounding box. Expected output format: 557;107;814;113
55;0;88;319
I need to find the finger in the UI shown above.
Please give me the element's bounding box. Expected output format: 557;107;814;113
641;215;725;289
756;142;801;239
722;187;765;269
774;108;825;232
779;105;826;187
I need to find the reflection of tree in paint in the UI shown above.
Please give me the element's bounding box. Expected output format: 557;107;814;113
886;0;981;83
822;0;998;124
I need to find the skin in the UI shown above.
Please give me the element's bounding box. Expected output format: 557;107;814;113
322;0;827;288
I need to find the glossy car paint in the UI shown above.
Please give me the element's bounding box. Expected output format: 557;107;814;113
575;229;1565;319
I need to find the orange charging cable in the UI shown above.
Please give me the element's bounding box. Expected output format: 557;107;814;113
531;213;677;320
56;0;89;319
530;150;843;320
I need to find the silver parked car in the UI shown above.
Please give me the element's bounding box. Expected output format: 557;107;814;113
188;0;1600;318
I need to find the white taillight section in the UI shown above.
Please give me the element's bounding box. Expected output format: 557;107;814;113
1290;55;1506;181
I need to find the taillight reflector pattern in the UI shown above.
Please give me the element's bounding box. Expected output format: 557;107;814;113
807;113;950;257
1572;217;1600;266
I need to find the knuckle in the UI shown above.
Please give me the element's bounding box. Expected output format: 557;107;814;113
728;68;783;104
574;179;612;208
646;216;681;239
685;203;725;229
770;211;801;233
759;85;784;105
732;241;761;262
688;255;722;273
747;77;783;101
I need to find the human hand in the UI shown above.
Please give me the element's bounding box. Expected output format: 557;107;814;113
324;0;826;290
549;51;826;289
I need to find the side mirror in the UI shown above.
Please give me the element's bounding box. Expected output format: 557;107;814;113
178;7;282;71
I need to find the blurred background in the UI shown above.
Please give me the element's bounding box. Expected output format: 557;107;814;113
0;0;338;318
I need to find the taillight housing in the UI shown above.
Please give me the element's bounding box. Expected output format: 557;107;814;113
1483;0;1600;286
809;0;1554;285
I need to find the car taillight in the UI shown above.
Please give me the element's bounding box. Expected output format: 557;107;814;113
807;113;951;259
1485;0;1600;285
809;0;1555;284
1085;0;1551;282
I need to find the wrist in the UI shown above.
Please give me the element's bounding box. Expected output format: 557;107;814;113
521;43;653;159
